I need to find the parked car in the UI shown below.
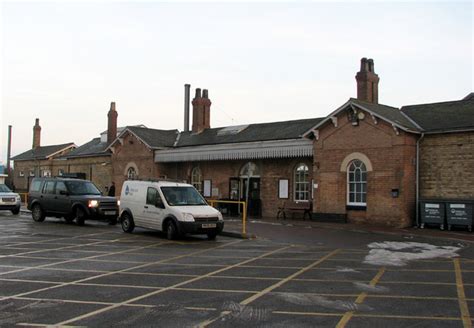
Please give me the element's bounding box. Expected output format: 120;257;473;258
0;184;21;215
27;177;119;225
119;180;224;240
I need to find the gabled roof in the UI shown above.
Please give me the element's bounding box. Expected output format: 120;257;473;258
401;97;474;133
303;98;421;137
61;138;110;158
12;143;76;161
176;118;323;147
108;126;179;150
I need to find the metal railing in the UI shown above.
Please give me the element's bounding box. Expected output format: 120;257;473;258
206;199;247;235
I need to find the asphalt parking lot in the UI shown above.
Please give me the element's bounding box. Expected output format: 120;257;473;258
0;212;473;327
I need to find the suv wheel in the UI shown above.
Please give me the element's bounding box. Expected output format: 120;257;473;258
32;204;45;222
75;207;86;226
121;213;135;233
166;221;178;240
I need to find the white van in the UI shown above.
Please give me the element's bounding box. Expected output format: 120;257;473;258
119;180;224;240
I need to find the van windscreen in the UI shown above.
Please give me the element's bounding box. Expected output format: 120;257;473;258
161;186;207;206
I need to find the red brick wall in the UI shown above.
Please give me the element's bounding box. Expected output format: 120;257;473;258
111;131;161;196
313;110;418;227
161;158;313;217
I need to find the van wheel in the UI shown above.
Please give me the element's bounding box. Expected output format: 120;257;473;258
166;221;178;240
32;204;45;222
75;207;86;226
121;213;135;233
11;206;20;215
207;232;217;240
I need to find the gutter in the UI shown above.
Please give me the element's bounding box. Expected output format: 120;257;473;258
415;132;425;227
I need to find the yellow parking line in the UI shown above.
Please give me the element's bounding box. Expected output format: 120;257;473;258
174;287;257;293
293;278;457;286
454;258;472;328
54;242;288;326
273;310;461;321
335;267;385;328
198;249;341;327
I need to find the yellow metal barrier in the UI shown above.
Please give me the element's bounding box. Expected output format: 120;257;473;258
19;192;28;205
206;199;247;236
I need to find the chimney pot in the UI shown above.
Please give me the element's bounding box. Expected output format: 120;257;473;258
355;57;379;104
107;101;118;145
203;89;208;99
32;118;41;149
195;88;201;98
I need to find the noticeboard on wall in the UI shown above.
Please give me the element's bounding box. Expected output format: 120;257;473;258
203;180;212;197
279;179;289;199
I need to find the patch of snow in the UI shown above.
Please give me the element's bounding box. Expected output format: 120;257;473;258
364;241;460;267
336;267;360;273
278;293;372;312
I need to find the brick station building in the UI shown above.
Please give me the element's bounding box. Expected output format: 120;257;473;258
12;58;473;227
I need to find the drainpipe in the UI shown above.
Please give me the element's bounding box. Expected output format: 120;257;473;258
415;133;425;227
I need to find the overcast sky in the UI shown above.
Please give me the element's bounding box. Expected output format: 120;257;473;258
1;1;472;165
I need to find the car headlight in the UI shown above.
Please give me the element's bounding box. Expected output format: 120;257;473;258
182;213;195;222
88;200;99;208
117;200;120;206
217;212;224;221
15;195;21;202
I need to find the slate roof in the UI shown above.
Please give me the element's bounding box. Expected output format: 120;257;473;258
12;143;76;161
401;98;474;133
351;98;421;131
176;118;323;147
127;126;179;148
62;138;110;158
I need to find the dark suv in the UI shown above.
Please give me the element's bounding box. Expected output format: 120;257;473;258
27;177;119;225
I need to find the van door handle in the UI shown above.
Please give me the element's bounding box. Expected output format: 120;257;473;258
144;206;148;209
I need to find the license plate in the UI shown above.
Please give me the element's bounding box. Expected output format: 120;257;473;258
202;223;216;228
104;211;116;215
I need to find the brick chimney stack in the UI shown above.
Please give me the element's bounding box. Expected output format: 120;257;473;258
32;118;41;149
356;57;379;104
192;88;211;134
107;102;118;144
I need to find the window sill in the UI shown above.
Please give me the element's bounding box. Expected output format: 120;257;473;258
346;205;367;211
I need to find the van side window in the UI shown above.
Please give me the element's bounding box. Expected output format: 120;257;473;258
43;181;55;194
146;187;159;205
56;182;67;195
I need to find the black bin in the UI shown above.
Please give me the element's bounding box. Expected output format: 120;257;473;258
420;201;445;230
447;202;473;232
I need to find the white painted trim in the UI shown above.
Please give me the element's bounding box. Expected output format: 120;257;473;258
154;139;313;163
340;152;373;172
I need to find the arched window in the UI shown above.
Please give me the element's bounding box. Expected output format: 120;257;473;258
127;167;136;180
240;162;260;178
191;167;202;192
347;160;367;206
294;163;310;201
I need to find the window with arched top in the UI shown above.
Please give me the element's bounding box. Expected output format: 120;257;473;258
127;167;137;180
347;160;367;206
240;162;260;178
191;167;202;192
294;163;310;201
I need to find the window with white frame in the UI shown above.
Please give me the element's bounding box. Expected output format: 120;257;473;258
19;171;24;177
347;160;367;206
294;163;310;201
127;167;136;180
29;171;35;177
191;167;202;193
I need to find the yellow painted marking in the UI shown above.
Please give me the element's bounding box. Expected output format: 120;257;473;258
454;258;472;328
174;287;257;293
54;243;290;326
273;311;462;321
198;249;341;328
335;267;385;328
292;278;457;286
185;307;217;311
5;239;241;299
